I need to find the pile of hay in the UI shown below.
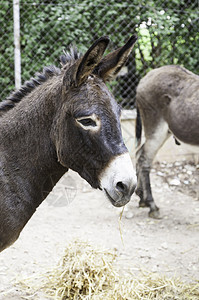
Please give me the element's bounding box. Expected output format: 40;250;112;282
20;240;199;300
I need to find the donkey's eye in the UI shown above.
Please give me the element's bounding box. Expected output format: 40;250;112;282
78;118;96;127
76;114;100;131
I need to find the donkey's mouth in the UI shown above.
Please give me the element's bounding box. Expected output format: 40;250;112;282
104;189;130;207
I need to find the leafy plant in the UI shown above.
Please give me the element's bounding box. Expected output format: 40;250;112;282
0;0;198;107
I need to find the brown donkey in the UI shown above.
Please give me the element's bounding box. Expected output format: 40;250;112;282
0;35;137;252
135;65;199;218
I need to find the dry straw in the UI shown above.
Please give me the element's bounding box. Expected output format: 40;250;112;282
19;240;199;300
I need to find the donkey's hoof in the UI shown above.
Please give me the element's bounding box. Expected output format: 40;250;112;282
148;209;161;219
136;188;143;199
139;200;148;208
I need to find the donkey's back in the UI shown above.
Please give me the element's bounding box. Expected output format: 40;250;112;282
137;65;199;107
136;65;199;146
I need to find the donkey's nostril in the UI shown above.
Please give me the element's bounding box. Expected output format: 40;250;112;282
116;181;128;195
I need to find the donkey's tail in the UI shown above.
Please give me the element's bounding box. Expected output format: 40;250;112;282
135;106;142;148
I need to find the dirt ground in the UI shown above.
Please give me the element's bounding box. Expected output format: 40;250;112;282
0;161;198;299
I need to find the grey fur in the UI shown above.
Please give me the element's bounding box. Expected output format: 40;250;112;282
135;65;199;218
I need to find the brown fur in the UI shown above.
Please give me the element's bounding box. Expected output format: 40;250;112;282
135;65;199;217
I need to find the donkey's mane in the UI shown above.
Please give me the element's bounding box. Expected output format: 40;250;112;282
0;47;81;116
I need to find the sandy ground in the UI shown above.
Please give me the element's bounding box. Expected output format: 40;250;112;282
0;162;198;299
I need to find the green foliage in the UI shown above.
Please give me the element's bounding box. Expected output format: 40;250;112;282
0;1;14;100
0;0;198;107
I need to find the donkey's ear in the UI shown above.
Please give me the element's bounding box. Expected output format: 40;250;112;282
63;37;109;87
75;36;109;85
93;34;137;82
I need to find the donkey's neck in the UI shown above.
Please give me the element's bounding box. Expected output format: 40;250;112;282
0;78;68;211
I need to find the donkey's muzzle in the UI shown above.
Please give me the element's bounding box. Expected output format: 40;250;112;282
104;181;136;207
99;153;137;207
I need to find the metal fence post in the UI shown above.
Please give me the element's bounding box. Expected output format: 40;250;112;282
13;0;21;89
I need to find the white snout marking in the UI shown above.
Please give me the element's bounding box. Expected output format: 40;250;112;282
99;153;137;206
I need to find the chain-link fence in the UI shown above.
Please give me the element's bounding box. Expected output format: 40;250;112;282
1;0;198;108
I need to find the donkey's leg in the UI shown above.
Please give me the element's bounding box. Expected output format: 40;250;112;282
136;119;170;218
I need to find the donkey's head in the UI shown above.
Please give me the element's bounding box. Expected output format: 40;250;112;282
52;35;137;207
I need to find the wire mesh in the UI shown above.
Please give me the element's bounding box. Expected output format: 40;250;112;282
0;0;198;108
